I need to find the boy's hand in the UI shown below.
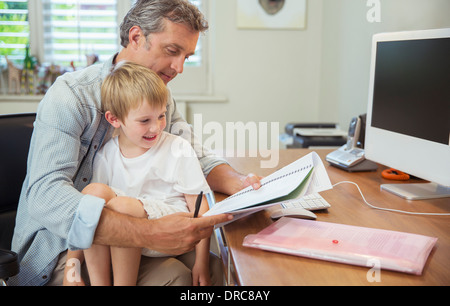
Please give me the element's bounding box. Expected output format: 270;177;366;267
192;262;211;286
241;173;263;190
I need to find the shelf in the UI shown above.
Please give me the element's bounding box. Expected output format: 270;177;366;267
0;95;44;103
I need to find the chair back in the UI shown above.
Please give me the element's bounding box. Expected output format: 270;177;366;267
0;113;35;250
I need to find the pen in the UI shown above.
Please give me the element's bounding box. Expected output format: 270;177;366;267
193;191;203;218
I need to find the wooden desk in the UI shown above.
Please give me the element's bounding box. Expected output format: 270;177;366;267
216;149;450;286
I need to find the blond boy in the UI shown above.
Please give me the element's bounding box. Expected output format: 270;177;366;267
64;62;212;286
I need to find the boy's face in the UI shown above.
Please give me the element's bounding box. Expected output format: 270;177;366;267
117;101;167;156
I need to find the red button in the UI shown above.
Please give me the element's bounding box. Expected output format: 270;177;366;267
332;240;339;244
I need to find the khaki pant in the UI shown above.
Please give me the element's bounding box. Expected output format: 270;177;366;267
46;250;224;286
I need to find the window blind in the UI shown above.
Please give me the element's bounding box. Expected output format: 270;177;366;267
42;0;119;67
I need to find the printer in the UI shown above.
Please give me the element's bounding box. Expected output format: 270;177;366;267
283;123;347;148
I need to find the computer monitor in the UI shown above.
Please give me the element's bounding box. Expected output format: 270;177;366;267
365;28;450;200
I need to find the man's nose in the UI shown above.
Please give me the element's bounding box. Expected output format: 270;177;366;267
171;55;185;74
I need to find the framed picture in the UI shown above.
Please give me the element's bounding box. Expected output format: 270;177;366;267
237;0;307;30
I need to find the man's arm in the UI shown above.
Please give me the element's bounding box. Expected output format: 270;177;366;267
93;208;231;255
25;78;95;239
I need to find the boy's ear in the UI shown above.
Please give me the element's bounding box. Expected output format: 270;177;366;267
105;111;121;129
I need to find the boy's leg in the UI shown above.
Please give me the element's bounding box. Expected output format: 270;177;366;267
64;250;86;286
82;182;116;202
106;196;147;286
84;245;112;286
110;247;142;286
80;183;117;285
46;251;91;286
105;196;148;219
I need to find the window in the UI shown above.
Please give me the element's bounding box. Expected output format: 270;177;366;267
184;0;202;67
0;0;209;94
1;0;120;67
41;0;119;67
0;0;29;62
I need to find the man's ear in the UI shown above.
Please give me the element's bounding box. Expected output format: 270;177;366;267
105;111;121;129
128;26;145;50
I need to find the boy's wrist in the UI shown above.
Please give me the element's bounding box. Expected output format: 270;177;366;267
195;241;210;262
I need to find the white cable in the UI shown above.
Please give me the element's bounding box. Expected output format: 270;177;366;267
332;181;450;216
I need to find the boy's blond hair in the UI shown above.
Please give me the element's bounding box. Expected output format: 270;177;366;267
101;61;168;121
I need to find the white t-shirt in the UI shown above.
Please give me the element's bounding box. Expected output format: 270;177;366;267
92;132;211;217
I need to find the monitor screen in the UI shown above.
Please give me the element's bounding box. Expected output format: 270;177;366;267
365;28;450;200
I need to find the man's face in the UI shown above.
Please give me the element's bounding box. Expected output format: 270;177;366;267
134;20;200;85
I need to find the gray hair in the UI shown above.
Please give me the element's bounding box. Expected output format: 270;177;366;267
120;0;209;48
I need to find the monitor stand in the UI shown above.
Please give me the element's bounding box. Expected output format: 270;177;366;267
381;182;450;200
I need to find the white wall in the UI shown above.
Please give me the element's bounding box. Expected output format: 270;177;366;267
319;0;450;129
187;0;450;145
188;0;324;132
2;0;450;147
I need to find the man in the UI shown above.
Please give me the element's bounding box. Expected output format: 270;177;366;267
10;0;260;286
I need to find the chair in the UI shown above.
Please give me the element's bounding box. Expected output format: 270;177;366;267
0;113;36;285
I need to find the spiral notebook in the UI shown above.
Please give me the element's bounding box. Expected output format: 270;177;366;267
204;152;333;227
243;217;437;275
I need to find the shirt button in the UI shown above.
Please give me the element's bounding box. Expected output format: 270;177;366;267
83;178;87;182
42;275;48;280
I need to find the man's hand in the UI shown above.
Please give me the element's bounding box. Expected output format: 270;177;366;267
141;212;232;255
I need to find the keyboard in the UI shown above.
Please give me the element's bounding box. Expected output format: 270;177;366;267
279;193;331;211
